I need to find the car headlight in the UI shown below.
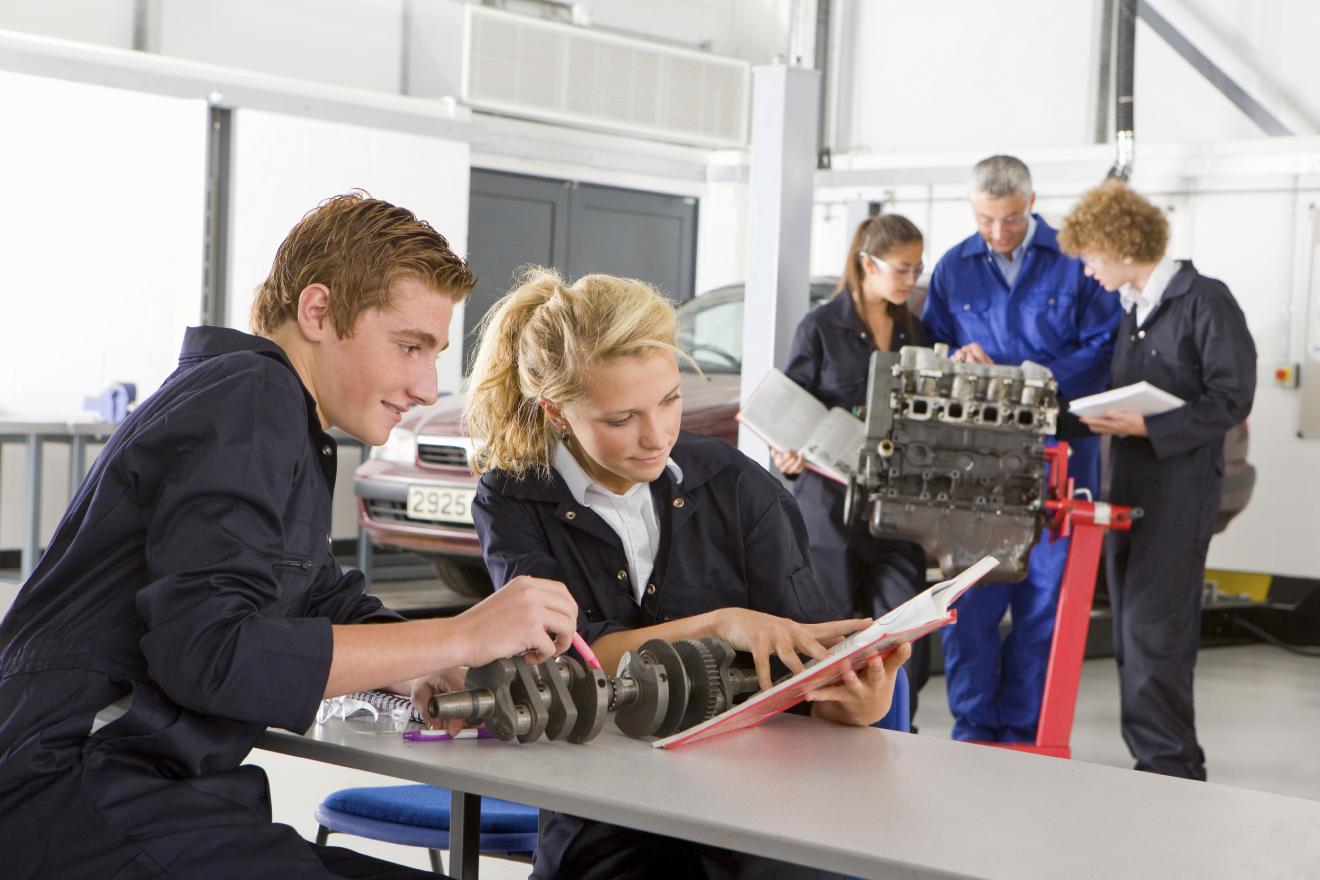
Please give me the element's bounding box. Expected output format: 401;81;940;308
370;427;418;464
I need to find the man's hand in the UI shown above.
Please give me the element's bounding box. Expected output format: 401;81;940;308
409;667;469;734
806;642;911;727
1079;409;1148;437
951;342;993;364
451;575;578;667
770;447;807;475
710;608;872;691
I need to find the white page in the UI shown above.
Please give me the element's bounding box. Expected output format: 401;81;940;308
738;369;829;453
1069;381;1185;417
653;555;1001;749
801;408;866;482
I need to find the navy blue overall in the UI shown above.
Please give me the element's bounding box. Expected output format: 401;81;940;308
474;431;908;880
784;289;931;721
0;328;435;879
1105;262;1255;780
923;217;1121;742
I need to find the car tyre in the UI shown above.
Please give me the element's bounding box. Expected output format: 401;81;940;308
425;555;494;600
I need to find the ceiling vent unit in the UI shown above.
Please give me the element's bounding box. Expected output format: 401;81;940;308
407;4;750;148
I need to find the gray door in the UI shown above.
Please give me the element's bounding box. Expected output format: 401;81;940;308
566;183;697;302
464;170;698;365
463;171;570;362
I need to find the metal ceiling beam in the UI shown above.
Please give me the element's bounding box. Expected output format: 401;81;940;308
1138;0;1309;137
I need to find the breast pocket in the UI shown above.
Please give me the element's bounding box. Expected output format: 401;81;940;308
949;289;994;343
1142;324;1202;395
1021;287;1076;349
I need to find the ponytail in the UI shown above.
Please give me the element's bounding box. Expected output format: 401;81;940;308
464;268;561;476
464;267;683;478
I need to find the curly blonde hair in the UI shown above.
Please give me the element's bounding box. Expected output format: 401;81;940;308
1058;180;1169;263
463;267;685;478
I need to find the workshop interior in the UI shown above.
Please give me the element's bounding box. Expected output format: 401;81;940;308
2;1;1319;878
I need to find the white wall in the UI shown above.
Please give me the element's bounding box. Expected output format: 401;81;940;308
156;0;404;92
840;0;1320;155
844;0;1099;153
0;69;208;419
226;108;471;397
0;0;134;46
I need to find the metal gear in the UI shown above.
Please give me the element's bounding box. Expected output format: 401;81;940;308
672;638;722;728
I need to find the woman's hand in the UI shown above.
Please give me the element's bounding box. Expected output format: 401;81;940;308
409;666;470;734
806;642;912;727
1080;409;1148;437
770;447;807;475
709;608;872;691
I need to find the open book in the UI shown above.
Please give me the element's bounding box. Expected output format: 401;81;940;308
654;555;1000;750
1068;381;1185;418
738;369;864;484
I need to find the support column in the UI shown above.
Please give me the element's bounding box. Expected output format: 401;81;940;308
738;64;821;464
22;434;43;582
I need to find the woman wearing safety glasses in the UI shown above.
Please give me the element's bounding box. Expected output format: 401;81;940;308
770;214;932;726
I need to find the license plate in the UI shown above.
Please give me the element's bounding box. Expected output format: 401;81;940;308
406;485;476;525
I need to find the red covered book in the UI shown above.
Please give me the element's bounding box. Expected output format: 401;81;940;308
654;555;1000;750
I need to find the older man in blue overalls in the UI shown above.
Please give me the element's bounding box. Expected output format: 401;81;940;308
922;156;1122;743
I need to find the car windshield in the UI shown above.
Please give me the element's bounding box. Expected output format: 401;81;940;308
676;282;836;375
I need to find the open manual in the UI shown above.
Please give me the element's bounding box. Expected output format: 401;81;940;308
654;555;1000;750
1068;381;1185;418
737;369;864;484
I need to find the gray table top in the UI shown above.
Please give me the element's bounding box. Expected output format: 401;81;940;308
258;714;1320;879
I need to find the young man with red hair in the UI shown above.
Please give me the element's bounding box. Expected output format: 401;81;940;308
0;193;578;878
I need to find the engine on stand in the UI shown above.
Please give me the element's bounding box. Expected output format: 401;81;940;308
845;344;1061;581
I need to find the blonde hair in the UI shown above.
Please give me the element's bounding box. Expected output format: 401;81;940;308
464;267;684;477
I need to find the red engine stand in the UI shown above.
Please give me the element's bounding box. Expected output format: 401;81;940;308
993;441;1136;759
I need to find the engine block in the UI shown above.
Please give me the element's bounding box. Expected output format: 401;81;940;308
849;345;1060;581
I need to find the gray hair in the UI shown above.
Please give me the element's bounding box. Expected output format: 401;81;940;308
971;155;1033;199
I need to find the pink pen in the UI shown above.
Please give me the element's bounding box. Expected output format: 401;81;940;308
571;632;603;671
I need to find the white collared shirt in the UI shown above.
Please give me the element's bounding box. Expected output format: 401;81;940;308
553;442;683;605
1121;257;1178;326
989;214;1037;287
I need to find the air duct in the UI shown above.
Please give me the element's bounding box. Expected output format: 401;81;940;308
1107;0;1137;180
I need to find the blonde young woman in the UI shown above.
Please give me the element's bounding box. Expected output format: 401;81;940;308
465;268;911;880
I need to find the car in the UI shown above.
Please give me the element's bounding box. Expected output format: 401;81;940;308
353;279;839;597
353;278;1254;598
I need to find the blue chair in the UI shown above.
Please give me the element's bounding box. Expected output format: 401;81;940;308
314;785;538;875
